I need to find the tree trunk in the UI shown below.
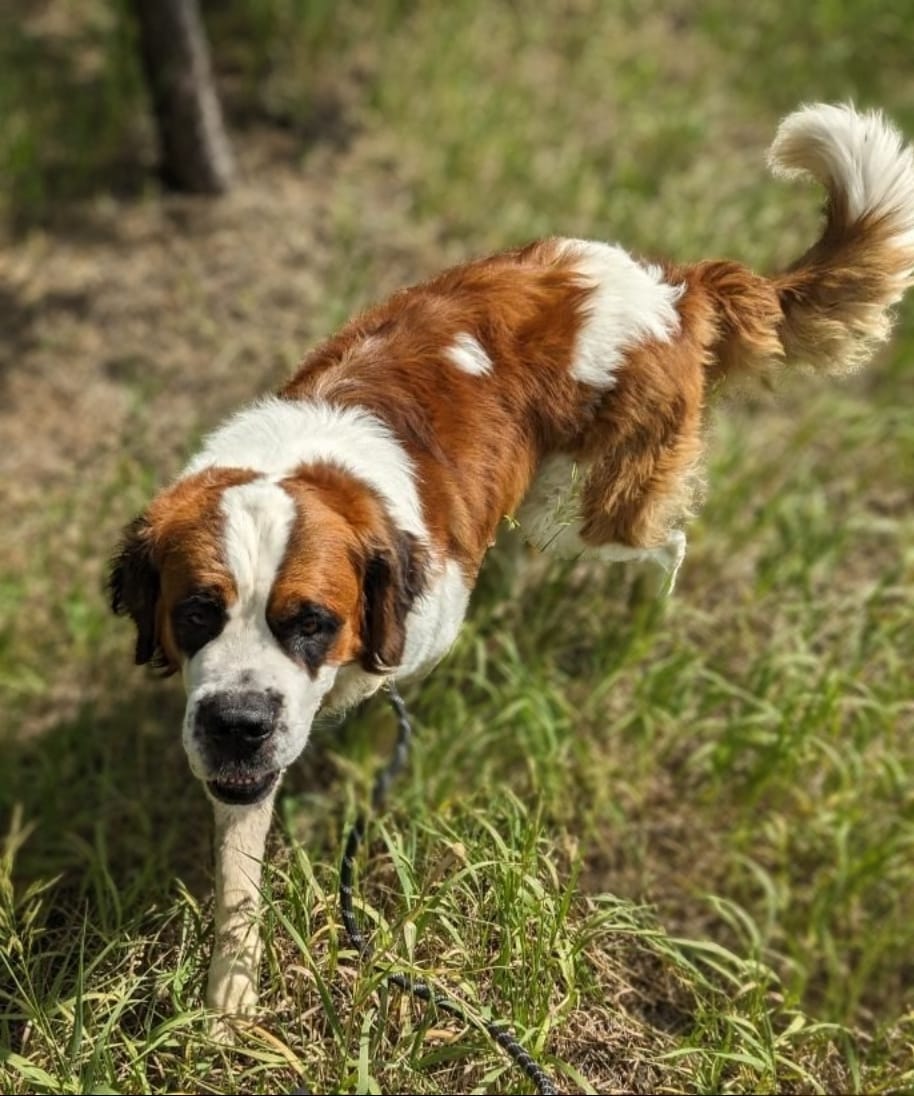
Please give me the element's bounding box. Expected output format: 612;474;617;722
134;0;235;194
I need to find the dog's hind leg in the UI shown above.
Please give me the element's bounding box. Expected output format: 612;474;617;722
206;790;277;1039
575;440;695;593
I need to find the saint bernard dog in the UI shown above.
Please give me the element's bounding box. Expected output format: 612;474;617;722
109;104;914;1027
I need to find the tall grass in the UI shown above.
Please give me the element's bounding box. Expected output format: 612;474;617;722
2;0;913;1092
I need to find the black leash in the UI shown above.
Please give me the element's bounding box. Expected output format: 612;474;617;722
292;683;559;1094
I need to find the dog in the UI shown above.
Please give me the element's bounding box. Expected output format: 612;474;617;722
109;103;914;1026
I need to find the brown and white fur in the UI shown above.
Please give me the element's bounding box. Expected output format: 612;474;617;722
109;104;914;1028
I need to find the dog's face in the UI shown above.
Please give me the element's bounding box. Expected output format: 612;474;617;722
109;464;426;805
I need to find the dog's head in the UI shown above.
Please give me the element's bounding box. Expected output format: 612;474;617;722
108;462;427;805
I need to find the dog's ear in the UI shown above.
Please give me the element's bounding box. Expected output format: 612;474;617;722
360;531;428;674
108;514;164;668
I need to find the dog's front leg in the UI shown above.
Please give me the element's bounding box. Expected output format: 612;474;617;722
206;789;277;1033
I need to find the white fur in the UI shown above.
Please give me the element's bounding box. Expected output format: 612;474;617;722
595;529;687;592
221;479;296;606
207;791;277;1028
399;557;470;677
516;454;686;589
182;481;339;781
320;557;470;714
447;333;493;376
769;103;914;263
556;239;683;388
185;397;426;539
515;454;583;553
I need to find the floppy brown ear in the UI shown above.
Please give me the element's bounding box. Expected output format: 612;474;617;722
360;531;428;674
107;515;164;668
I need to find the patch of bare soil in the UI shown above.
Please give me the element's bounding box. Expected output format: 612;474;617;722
0;114;450;530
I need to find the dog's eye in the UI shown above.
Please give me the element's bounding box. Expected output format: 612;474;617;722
185;606;210;628
278;603;339;640
298;610;321;637
176;595;222;625
271;601;341;671
173;594;226;657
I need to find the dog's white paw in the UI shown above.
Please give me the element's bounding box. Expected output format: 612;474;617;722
206;951;260;1041
207;1013;239;1045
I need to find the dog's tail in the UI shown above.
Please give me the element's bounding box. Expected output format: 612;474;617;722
685;102;914;383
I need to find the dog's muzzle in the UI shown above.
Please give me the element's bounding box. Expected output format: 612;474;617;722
195;689;282;805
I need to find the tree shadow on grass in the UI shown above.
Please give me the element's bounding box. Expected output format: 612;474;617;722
0;680;207;1055
0;680;353;1081
3;683;211;909
0;3;153;233
0;0;361;237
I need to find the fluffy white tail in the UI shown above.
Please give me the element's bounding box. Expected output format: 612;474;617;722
769;102;914;373
684;103;914;382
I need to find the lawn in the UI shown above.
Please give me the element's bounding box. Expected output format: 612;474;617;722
1;0;913;1092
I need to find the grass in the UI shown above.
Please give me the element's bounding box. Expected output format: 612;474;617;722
2;0;914;1091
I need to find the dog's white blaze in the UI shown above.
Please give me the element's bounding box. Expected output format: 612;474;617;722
181;481;338;779
221;479;295;606
557;239;683;388
447;333;493;376
185;397;426;540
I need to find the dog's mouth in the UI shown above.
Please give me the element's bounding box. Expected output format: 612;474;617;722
206;769;279;806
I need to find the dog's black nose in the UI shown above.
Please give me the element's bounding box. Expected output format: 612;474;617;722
197;691;279;750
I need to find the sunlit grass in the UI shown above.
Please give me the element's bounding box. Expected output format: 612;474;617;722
2;0;914;1092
